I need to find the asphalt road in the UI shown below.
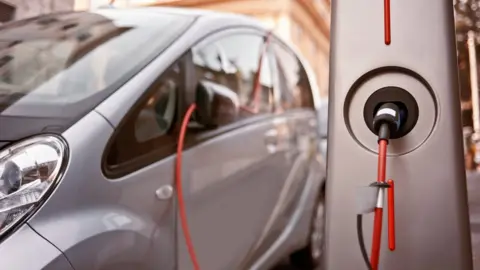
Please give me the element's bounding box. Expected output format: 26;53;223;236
273;171;480;270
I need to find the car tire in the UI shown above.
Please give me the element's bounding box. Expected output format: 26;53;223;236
290;189;325;269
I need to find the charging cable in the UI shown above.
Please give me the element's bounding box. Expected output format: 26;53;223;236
357;102;401;270
176;103;201;270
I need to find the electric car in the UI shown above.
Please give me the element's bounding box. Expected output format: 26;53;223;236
0;7;327;270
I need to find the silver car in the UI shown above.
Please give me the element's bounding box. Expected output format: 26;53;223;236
0;7;326;270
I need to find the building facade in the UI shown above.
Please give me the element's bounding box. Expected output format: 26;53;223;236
0;0;75;21
141;0;331;97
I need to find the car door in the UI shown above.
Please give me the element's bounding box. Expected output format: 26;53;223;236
101;57;188;270
175;29;295;270
239;38;323;267
271;39;319;220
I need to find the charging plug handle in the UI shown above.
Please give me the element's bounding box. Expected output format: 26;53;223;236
364;86;418;140
373;103;402;141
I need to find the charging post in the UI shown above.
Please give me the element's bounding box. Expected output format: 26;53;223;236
324;1;473;269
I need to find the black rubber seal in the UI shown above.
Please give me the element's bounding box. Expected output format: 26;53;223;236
369;182;391;189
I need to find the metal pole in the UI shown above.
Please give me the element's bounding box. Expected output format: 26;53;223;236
468;31;480;135
467;31;480;168
325;0;472;269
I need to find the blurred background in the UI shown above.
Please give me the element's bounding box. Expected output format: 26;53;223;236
2;0;480;170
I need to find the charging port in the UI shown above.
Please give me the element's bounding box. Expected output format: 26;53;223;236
364;86;419;139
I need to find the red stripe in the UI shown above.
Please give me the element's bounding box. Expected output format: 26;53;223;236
384;0;391;45
388;179;396;251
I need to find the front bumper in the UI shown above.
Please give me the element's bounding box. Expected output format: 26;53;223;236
0;224;74;270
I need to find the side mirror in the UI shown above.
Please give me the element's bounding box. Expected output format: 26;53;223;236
194;80;239;127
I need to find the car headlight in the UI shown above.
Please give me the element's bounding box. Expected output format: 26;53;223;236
0;135;67;236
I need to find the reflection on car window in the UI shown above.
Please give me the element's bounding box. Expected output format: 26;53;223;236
0;11;193;117
192;33;274;124
106;60;181;169
135;78;177;142
272;41;314;111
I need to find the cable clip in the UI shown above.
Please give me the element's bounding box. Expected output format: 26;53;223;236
369;181;395;251
369;182;390;209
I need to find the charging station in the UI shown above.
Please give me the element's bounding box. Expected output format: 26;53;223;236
324;0;473;269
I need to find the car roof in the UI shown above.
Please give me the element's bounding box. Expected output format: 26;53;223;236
124;6;245;18
100;6;263;27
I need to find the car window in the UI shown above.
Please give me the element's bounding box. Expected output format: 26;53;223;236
105;60;181;173
192;33;274;124
272;41;314;111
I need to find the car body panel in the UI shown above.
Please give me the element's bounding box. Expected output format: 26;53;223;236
250;155;325;270
239;110;323;269
0;224;74;270
27;111;177;270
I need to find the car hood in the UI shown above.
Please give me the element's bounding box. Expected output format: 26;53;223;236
0;115;70;143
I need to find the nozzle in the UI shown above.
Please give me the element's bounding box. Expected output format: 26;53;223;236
373;103;402;141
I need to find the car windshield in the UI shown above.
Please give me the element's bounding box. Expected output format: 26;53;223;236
0;9;194;118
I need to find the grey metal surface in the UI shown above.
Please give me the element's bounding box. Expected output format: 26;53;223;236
324;0;472;270
0;225;73;270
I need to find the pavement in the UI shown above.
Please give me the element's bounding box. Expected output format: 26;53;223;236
273;171;480;270
467;171;480;269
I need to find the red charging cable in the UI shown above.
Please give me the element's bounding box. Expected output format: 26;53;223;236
358;103;399;270
175;103;201;270
370;140;396;270
370;139;387;270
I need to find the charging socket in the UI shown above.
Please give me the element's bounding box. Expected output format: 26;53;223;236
364;86;419;139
